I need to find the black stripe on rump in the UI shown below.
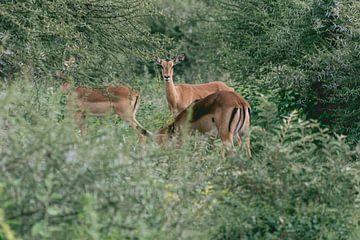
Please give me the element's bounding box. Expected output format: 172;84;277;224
235;108;242;133
228;108;238;132
237;107;246;132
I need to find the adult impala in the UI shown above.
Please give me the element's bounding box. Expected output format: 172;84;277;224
157;91;251;157
156;54;234;117
61;82;149;139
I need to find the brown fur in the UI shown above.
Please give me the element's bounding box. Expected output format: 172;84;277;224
156;55;234;116
157;91;251;158
61;83;148;138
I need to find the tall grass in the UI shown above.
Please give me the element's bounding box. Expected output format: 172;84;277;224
0;80;359;239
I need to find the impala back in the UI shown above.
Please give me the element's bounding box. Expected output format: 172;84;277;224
73;86;134;116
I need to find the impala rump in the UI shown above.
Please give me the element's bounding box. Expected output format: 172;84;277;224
157;91;251;157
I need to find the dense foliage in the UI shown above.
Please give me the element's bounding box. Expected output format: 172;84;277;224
1;81;359;239
0;0;165;86
1;0;359;239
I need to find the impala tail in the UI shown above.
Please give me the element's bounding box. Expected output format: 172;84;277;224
228;106;251;136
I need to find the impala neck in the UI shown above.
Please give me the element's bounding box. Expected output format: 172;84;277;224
165;78;177;111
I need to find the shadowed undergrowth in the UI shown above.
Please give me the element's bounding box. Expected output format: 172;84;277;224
0;81;359;239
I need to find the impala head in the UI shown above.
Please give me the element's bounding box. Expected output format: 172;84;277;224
156;54;185;81
156;123;176;144
60;82;72;93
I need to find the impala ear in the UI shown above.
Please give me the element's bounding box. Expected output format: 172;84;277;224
173;53;185;65
155;57;162;65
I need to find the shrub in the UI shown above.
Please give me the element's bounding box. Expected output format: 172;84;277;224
0;81;359;239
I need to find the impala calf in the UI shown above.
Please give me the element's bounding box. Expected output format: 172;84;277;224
60;83;149;138
156;54;234;117
157;91;251;157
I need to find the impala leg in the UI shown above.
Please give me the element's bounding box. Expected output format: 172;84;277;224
113;102;147;142
126;114;150;143
236;110;251;158
219;128;235;157
134;117;149;144
236;133;242;146
133;117;151;137
236;133;251;158
245;134;251;158
221;137;234;157
243;118;252;159
236;132;246;154
74;110;86;135
131;96;148;143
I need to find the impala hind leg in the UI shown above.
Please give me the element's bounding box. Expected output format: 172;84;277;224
219;125;235;158
220;134;235;157
220;108;241;157
236;132;251;158
74;111;86;135
124;113;151;143
236;133;242;146
236;108;251;158
245;134;251;158
242;118;252;158
134;117;150;144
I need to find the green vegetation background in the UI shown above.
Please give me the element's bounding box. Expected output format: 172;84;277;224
1;0;359;239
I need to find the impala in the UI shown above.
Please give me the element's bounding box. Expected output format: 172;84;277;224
156;54;234;117
157;91;251;157
60;82;149;138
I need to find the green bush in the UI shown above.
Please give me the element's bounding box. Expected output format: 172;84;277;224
0;81;359;239
1;1;359;239
0;0;164;86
